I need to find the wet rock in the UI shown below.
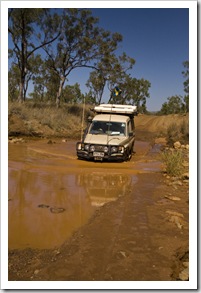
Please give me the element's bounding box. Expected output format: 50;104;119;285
174;141;181;149
47;140;56;144
38;204;50;208
62;139;68;143
179;267;189;280
169;215;183;229
166;210;184;218
118;251;127;258
168;180;182;186
164;195;181;201
53;249;61;255
181;173;189;180
8;137;25;143
50;207;66;214
166;210;186;229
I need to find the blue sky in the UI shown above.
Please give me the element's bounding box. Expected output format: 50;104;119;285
68;8;189;111
7;5;190;112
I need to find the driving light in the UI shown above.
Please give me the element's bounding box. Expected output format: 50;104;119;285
84;144;89;151
90;145;95;152
111;146;118;153
103;146;108;153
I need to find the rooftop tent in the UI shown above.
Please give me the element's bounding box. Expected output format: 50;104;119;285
94;104;138;115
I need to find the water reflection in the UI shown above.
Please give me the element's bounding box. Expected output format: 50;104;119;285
9;167;136;249
77;172;134;207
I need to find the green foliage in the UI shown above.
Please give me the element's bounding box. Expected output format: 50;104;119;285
160;95;184;115
42;9;123;107
182;61;189;95
8;8;152;109
86;53;135;104
8;8;61;102
109;76;151;112
161;149;184;177
61;83;84;104
159;61;189;115
8;64;20;101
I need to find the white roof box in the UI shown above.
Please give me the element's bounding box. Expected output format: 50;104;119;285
94;104;137;115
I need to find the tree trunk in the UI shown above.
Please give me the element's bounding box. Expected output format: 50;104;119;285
56;77;65;108
18;78;24;103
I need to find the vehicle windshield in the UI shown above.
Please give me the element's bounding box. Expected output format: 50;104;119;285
89;121;126;136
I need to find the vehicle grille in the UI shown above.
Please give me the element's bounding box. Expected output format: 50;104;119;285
94;145;105;151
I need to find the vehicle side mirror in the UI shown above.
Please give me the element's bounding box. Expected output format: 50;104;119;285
87;116;92;123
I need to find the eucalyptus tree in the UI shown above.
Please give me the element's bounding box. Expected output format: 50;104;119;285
43;8;123;108
108;75;151;112
182;60;189;112
8;64;20;101
61;83;83;104
86;52;135;104
8;8;61;102
30;55;48;101
160;95;184;115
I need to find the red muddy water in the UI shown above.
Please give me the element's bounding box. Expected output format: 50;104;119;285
8;138;189;282
8;140;151;249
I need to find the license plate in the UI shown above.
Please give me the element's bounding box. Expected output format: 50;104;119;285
93;152;104;157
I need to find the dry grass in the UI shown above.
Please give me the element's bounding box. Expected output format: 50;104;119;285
161;149;184;177
8;101;93;138
166;120;189;146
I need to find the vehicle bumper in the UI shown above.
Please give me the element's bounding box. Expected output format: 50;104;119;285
76;150;124;161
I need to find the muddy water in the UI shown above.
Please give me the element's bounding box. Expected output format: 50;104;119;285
8;140;161;250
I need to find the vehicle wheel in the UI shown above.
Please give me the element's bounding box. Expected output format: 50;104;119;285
132;140;135;154
123;149;129;161
128;149;132;161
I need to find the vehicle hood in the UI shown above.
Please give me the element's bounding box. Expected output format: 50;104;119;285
84;134;127;145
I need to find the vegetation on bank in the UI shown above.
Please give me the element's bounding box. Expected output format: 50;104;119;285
8;101;93;139
161;149;184;177
166;120;189;146
8;101;189;142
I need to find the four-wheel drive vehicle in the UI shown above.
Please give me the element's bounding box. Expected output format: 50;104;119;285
76;104;137;161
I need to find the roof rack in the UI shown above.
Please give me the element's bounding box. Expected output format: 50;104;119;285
94;104;138;115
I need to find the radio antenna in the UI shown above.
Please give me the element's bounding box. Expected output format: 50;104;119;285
80;97;86;141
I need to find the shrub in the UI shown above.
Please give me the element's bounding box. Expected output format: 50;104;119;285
161;149;184;176
166;120;189;146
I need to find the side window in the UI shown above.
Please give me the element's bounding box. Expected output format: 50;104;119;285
128;119;134;135
128;120;132;135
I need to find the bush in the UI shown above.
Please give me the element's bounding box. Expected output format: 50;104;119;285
161;149;184;176
166;120;189;146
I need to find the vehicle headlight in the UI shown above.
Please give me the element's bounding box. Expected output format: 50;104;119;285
84;144;89;151
118;146;124;153
111;146;118;153
77;143;82;150
103;146;108;153
90;145;95;152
